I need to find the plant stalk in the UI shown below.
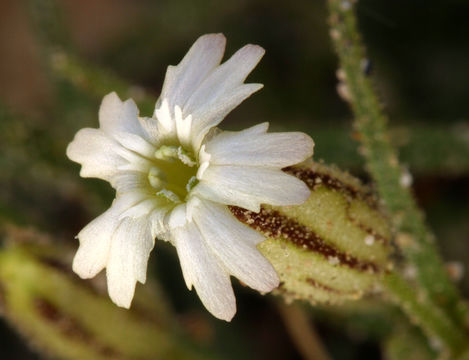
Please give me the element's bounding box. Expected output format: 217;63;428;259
327;0;469;333
383;272;467;356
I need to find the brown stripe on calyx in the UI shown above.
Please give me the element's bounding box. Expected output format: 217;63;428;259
34;298;119;358
37;255;105;297
37;256;163;326
346;215;388;245
305;278;362;296
283;165;377;207
285;165;389;245
230;206;379;273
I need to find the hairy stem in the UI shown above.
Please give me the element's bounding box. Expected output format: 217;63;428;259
327;0;469;334
383;273;466;356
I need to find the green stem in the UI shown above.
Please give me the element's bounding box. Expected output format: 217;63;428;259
307;123;469;175
383;273;466;356
327;0;469;331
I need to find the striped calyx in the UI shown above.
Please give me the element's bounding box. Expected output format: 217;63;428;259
0;226;208;360
230;162;392;305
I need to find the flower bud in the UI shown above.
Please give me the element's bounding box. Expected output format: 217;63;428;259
230;162;392;305
0;225;208;360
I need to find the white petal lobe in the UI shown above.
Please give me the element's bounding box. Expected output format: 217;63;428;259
194;201;279;292
195;166;311;211
119;199;159;219
99;92;145;138
66;128;126;182
110;171;148;195
72;194;145;279
106;216;154;308
191;84;264;150
184;44;264;114
206;125;314;167
138;116;161;145
160;34;226;112
175;105;193;148
173;222;236;321
149;207;172;239
154;98;176;137
112;132;156;159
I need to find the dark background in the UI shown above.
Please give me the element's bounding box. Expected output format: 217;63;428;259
0;0;468;359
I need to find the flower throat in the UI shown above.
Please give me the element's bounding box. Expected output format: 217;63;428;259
148;145;198;203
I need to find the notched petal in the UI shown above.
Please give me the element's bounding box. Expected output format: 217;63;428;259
173;222;236;321
194;201;279;293
206;125;314;167
99;92;145;138
66;128;126;182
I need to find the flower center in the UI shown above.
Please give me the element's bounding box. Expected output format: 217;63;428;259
148;145;199;203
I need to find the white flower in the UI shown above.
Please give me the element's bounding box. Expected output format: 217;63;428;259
66;33;314;321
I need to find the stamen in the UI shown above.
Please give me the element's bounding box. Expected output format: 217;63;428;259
177;147;196;166
156;189;181;203
154;145;179;161
154;145;196;167
186;176;198;193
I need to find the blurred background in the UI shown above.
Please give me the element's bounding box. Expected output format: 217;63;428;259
0;0;468;359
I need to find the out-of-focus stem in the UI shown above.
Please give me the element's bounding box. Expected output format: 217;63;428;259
455;349;469;360
327;0;469;334
383;323;435;360
383;273;466;356
276;302;331;360
0;225;212;360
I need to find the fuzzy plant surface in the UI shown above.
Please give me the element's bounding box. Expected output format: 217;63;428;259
0;0;468;359
0;226;212;360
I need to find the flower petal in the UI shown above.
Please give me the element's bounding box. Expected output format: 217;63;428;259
106;216;154;308
66;128;127;182
184;44;264;115
158;34;226;114
149;207;173;239
99;92;146;139
194;165;311;212
112;132;156;159
173;222;236;321
119;199;158;219
185;44;265;149
153;98;177;140
110;171;149;195
72;193;145;279
190;84;263;150
138;116;161;145
205;123;314;167
193;200;279;292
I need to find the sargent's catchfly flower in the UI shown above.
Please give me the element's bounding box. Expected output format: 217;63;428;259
67;33;314;321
